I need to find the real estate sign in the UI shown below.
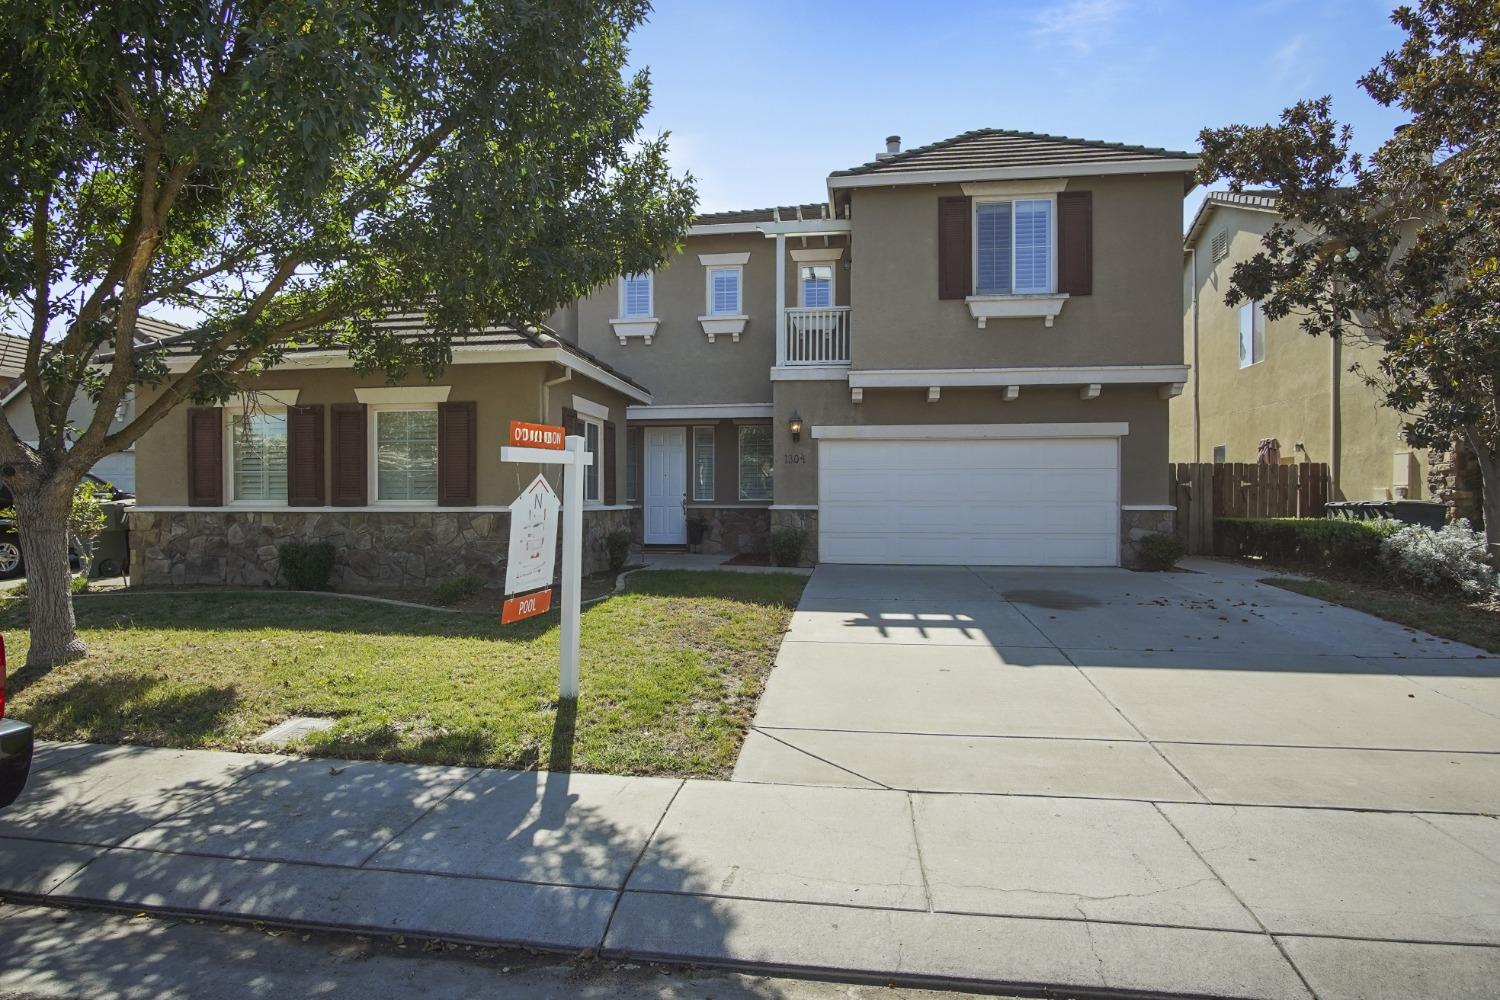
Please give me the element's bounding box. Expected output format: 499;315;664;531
501;473;560;623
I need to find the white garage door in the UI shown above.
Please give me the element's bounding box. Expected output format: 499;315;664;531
818;436;1120;566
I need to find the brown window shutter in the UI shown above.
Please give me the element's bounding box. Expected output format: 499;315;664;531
1058;190;1093;296
286;404;326;506
560;406;579;436
937;195;972;300
186;407;223;506
603;421;617;505
437;401;478;506
329;403;367;506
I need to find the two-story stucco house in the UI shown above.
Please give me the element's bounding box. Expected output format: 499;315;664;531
128;128;1197;588
1171;191;1455;510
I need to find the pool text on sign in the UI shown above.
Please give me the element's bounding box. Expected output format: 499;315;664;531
509;420;566;450
501;588;552;624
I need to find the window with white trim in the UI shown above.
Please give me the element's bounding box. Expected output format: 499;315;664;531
706;267;742;315
620;273;653;318
799;264;834;307
581;415;603;502
625;429;641;503
373;407;439;503
737;425;773;501
974;197;1054;295
229;410;288;503
1239;300;1265;368
692;426;715;501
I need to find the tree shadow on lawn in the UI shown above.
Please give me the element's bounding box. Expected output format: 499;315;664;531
7;672;240;749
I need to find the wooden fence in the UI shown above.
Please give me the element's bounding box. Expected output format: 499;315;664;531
1169;462;1331;554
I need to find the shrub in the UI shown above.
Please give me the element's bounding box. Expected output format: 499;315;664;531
278;540;336;590
1380;519;1497;597
432;574;484;606
605;528;633;573
1216;517;1400;574
69;573;89;595
770;527;808;567
1134;532;1186;571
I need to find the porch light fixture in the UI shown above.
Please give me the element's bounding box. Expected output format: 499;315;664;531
788;411;804;442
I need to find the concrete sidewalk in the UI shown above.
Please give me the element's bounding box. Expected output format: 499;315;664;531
3;742;1499;998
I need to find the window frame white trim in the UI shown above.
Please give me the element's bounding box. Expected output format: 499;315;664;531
691;425;716;502
736;423;774;502
224;406;290;507
704;264;744;317
796;261;837;308
354;386;451;405
618;272;654;320
367;402;441;507
579;413;604;504
571;394;610;421
625;427;641;503
971;193;1058;298
1239;299;1266;368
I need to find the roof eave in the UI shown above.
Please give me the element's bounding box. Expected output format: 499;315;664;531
826;157;1201;190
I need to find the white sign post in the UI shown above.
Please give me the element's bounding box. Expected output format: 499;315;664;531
500;429;592;701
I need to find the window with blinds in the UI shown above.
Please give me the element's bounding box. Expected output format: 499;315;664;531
230;411;288;503
583;418;602;501
620;273;653;318
976;198;1053;295
737;425;773;501
692;426;715;501
799;264;833;307
626;429;641;502
708;267;741;315
375;408;439;502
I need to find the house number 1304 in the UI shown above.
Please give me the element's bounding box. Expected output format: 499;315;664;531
782;453;805;465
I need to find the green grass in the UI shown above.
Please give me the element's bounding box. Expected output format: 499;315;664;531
0;570;807;778
1264;576;1500;654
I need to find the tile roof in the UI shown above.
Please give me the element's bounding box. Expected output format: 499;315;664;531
692;203;834;226
831;128;1198;177
1184;189;1282;247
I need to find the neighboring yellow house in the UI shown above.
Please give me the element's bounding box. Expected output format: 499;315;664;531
1172;191;1434;504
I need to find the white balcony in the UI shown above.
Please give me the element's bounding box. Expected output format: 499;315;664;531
782;306;851;366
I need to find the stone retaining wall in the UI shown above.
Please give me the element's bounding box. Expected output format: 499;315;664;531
769;508;818;566
130;508;628;590
1120;507;1176;568
687;507;771;555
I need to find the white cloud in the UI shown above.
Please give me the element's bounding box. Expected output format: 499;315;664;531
1271;33;1313;91
1030;0;1130;54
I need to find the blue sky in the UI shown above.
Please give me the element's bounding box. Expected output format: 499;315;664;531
626;0;1412;226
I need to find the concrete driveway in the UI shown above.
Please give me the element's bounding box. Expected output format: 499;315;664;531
736;559;1500;812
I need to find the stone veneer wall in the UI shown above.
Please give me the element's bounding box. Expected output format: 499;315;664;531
1427;441;1483;528
1120;507;1176;567
130;508;631;590
769;508;818;566
686;507;771;555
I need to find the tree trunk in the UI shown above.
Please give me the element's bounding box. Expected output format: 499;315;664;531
1464;429;1500;562
14;481;86;669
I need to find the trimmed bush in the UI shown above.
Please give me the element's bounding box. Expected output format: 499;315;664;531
770;527;808;567
1135;532;1186;571
278;540;336;590
1380;519;1497;596
605;528;633;574
1216;517;1401;574
432;574;484;606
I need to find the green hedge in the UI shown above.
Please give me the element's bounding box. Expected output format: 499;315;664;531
1215;517;1401;574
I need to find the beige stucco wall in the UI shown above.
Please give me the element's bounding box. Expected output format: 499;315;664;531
847;174;1185;370
133;360;634;508
771;381;1170;508
574;233;850;406
1171;206;1427;501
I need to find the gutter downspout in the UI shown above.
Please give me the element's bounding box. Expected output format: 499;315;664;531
1188;247;1201;463
542;366;572;423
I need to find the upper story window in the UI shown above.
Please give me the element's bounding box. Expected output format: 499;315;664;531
373;406;439;503
707;266;742;315
230;410;288;503
975;197;1053;296
620;273;653;318
799;264;834;307
1239;300;1265;368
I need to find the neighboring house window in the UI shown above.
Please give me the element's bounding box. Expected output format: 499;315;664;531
620;273;653;318
230;410;288;503
1213;445;1227;464
799;264;834;307
626;429;641;503
975;198;1053;295
737;425;773;501
580;415;603;502
374;407;439;502
1239;300;1266;367
707;267;742;315
692;426;715;501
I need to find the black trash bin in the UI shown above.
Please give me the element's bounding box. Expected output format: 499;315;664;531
1325;499;1447;529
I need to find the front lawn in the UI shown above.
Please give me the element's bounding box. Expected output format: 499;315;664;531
1264;575;1500;654
0;570;806;778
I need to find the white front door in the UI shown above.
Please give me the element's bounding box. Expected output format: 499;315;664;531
644;426;687;545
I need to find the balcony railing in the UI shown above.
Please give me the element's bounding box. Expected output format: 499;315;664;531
783;306;851;366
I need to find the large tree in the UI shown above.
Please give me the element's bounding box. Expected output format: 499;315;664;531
1196;0;1500;551
0;0;695;667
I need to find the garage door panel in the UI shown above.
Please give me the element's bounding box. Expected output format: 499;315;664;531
819;435;1120;567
